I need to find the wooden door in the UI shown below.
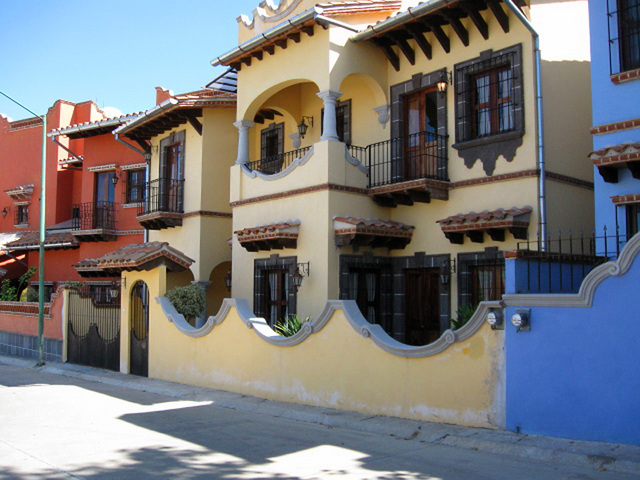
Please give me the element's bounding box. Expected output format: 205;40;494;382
403;89;439;179
404;268;441;346
130;281;149;377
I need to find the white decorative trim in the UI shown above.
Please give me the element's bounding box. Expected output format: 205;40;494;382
241;146;314;180
13;201;31;206
237;0;305;29
374;105;390;129
13;223;29;229
116;229;145;236
345;145;370;174
289;132;301;150
158;295;501;357
503;232;640;308
122;203;143;209
87;163;117;173
120;163;147;171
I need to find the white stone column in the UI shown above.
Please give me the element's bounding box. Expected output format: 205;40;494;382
234;120;254;165
191;280;212;329
317;90;343;141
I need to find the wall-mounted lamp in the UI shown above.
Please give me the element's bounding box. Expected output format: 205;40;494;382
1;207;8;218
511;309;530;332
298;116;314;139
109;281;120;299
439;257;456;285
224;270;232;292
111;172;119;186
437;70;452;94
292;262;310;291
486;309;504;330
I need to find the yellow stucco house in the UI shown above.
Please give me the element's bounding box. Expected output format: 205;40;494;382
214;0;593;346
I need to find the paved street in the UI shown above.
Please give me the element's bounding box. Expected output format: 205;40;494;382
0;359;638;480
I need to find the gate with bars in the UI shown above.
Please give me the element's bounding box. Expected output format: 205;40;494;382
67;286;121;371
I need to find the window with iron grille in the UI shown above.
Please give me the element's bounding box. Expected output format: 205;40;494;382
608;0;640;74
454;45;523;143
627;203;640;237
253;255;297;327
14;205;28;226
457;249;505;308
126;169;146;204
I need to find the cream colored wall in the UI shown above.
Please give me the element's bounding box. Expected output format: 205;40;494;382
545;180;594;235
149;301;505;428
208;261;231;317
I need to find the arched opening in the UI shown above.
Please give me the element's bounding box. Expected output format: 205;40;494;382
208;261;231;316
338;73;388;148
130;280;149;377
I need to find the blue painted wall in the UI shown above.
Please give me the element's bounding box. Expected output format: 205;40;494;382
589;0;640;240
505;246;640;446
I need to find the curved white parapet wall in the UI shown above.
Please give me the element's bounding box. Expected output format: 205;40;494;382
241;146;314;181
156;295;501;358
503;232;640;307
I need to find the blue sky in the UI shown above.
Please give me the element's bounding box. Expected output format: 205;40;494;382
0;0;260;120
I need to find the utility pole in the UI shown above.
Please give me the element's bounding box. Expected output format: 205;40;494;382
0;91;47;366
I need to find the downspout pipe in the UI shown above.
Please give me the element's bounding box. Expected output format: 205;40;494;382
50;135;83;164
114;133;148;157
503;0;547;249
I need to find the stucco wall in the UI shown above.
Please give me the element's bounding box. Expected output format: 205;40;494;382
147;291;506;429
503;233;640;446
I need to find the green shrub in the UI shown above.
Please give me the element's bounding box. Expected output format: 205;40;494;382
0;280;17;302
451;303;477;330
166;284;205;323
274;314;310;337
26;287;39;303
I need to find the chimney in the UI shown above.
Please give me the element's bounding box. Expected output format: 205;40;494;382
155;87;174;105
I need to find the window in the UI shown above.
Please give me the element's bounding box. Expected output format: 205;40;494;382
454;45;523;144
627;203;640;237
347;268;381;323
470;263;505;305
609;0;640;74
157;130;186;213
15;205;28;226
254;255;297;327
260;123;284;174
126;169;146;204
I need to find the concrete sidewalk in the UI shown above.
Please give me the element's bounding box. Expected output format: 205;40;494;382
2;354;639;476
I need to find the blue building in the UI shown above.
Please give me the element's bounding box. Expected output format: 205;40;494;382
501;0;640;446
590;0;640;246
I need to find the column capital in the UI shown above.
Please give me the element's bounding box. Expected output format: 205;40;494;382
316;90;343;102
234;120;255;130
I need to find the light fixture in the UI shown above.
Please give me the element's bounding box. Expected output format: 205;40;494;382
511;309;530;332
291;262;310;291
437;70;452;94
224;270;232;292
486;309;504;330
298;116;314;139
439;257;456;285
111;172;119;186
109;282;120;299
1;207;8;218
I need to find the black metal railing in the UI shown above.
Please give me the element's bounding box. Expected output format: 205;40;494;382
348;132;448;188
513;228;632;294
72;201;116;230
245;147;311;175
138;178;184;216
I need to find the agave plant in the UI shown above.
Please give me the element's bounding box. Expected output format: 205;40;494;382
450;303;477;330
274;314;311;337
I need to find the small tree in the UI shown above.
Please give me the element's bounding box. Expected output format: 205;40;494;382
166;284;206;326
0;280;17;302
17;267;37;301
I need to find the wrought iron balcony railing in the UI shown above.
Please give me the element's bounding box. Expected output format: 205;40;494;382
138;178;184;216
244;147;311;175
349;132;448;188
72;201;116;231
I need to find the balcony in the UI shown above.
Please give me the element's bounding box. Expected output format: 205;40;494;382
72;201;116;242
137;178;184;230
244;147;311;175
349;132;450;207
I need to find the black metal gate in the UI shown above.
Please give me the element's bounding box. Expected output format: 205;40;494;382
67;286;121;371
130;281;149;377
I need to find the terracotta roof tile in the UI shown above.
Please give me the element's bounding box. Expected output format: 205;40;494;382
6;231;78;250
333;216;414;231
589;142;640;159
333;216;414;250
437;207;532;231
320;0;402;15
235;221;300;252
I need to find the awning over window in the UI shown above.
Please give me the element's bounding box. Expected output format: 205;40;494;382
590;142;640;183
333;216;414;249
4;184;34;201
437;207;531;244
74;241;194;277
235;221;300;252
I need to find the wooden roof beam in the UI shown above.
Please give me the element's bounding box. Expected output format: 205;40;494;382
288;31;301;43
440;12;469;47
462;4;489;40
275;38;288;49
405;24;432;60
241;56;252;67
388;32;415;65
264;45;275;55
185;114;203;136
301;25;314;36
252;50;263;61
372;37;400;71
488;1;509;33
424;21;450;53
